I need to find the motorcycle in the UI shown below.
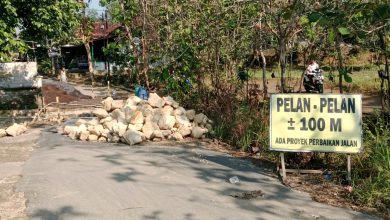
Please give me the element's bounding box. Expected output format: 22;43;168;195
303;68;324;93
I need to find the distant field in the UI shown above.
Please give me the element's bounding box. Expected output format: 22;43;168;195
250;67;383;94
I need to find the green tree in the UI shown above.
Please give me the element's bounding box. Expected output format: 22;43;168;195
0;0;25;61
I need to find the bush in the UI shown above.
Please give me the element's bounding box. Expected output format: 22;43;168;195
352;113;390;216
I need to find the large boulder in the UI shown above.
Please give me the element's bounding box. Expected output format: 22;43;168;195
175;115;190;127
98;137;107;142
178;124;192;137
64;125;78;135
186;109;196;121
102;97;113;111
112;122;128;137
107;133;120;143
79;130;90;141
103;119;118;131
191;127;208;139
5;123;27;137
148;93;164;108
142;121;159;140
88;124;104;136
128;123;143;131
129;111;144;124
100;129;110;138
136;104;153;118
173;107;186;116
171;132;183;141
123;130;143;145
75;119;87;126
194;113;208;125
111;100;124;110
92;108;109;118
86;118;100;126
158;115;176;130
162;105;174;116
0;129;7;138
88;134;99;141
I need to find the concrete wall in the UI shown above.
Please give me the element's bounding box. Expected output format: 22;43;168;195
0;62;42;89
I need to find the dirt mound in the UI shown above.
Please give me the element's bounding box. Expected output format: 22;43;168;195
42;80;91;105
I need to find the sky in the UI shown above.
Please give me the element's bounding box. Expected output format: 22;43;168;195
87;0;106;12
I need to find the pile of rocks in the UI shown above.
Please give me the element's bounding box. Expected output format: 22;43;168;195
0;123;28;138
62;93;212;145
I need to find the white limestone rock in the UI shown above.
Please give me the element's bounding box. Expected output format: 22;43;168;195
5;123;27;137
163;96;175;106
79;130;90;141
162;105;174;116
88;124;104;136
101;129;110;138
103;119;118;132
98;137;107;142
123;130;143;145
92;108;109;118
64;125;78;135
102;97;113;111
111;109;125;121
136;104;153;118
178;124;192;137
128;123;143;131
194;113;208;125
86;118;100;126
158;115;176;130
129;111;144;125
175;115;190;127
112;122;128;137
191;127;208;139
0;129;7;138
142;121;159;140
107;133;120;143
186;109;196;121
111;100;124;110
161;130;171;137
153;130;164;138
173;107;186;116
88;134;99;141
75;119;87;126
172;132;183;140
148;93;165;108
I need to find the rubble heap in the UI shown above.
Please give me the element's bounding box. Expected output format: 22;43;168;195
62;93;212;145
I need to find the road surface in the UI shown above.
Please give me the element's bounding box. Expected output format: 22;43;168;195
16;127;376;220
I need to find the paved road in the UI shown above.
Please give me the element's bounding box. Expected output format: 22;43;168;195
17;128;376;220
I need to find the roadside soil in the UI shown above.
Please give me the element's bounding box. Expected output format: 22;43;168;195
0;129;41;220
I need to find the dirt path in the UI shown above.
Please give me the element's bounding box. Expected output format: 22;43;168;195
0;129;41;219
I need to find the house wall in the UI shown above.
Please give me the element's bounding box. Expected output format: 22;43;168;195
0;62;42;89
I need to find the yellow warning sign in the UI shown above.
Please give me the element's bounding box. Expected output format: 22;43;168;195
270;94;362;153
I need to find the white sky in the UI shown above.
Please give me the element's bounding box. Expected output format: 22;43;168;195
87;0;105;12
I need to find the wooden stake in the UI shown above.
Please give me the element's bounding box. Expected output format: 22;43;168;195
56;96;60;117
280;153;286;181
347;154;351;182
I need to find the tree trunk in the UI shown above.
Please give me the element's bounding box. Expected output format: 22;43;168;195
140;0;150;88
279;37;287;93
84;42;94;84
260;50;267;98
379;30;389;96
335;30;343;94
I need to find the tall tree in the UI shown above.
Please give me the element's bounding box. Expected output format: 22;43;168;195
0;0;25;61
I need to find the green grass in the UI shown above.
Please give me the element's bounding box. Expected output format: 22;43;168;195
249;67;382;94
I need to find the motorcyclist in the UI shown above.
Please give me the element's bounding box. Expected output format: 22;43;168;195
305;60;319;83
